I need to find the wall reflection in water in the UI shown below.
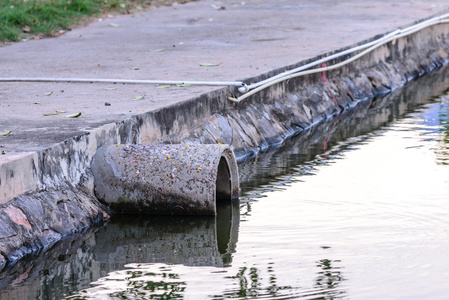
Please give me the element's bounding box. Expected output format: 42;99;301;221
0;228;99;300
437;99;449;164
239;64;449;196
0;202;239;299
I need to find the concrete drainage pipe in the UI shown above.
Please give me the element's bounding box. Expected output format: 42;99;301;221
91;144;239;215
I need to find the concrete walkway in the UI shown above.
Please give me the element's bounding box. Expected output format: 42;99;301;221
1;0;448;201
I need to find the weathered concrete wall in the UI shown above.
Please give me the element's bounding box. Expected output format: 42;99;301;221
0;22;449;269
142;24;449;161
0;184;110;266
0;153;38;205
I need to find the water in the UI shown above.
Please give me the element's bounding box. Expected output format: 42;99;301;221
1;66;449;299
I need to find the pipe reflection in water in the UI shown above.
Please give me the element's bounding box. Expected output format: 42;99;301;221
93;203;240;271
67;203;240;299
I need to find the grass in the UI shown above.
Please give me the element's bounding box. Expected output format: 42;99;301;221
0;0;185;43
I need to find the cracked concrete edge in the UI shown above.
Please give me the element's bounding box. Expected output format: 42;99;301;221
0;22;448;267
151;24;449;158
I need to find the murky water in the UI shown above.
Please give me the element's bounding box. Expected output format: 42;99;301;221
1;66;449;299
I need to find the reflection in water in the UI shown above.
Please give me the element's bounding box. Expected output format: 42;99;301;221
223;265;293;299
112;270;186;299
67;264;187;300
315;259;345;298
216;201;234;259
220;259;346;299
436;95;449;165
0;227;101;300
93;203;239;270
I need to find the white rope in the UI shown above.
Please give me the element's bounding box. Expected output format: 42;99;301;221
244;29;402;91
229;14;449;102
0;77;246;87
228;20;449;102
1;12;448;103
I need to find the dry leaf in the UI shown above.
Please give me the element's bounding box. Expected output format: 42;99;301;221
65;112;82;118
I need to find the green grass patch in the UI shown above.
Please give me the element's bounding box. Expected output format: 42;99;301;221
0;0;170;42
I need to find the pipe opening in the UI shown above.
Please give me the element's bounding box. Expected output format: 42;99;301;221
216;156;232;203
216;155;236;255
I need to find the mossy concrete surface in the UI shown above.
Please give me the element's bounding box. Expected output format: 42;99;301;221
91;144;239;215
0;0;449;267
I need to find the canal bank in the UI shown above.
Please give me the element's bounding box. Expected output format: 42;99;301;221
1;64;449;299
0;0;449;267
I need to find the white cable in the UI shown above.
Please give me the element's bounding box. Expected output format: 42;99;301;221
0;77;246;87
228;16;449;102
244;29;401;90
244;12;449;91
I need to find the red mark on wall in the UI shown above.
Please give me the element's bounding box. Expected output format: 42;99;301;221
4;206;32;230
12;267;32;287
321;63;340;108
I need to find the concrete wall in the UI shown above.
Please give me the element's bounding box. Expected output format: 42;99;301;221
145;25;449;161
0;23;448;268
